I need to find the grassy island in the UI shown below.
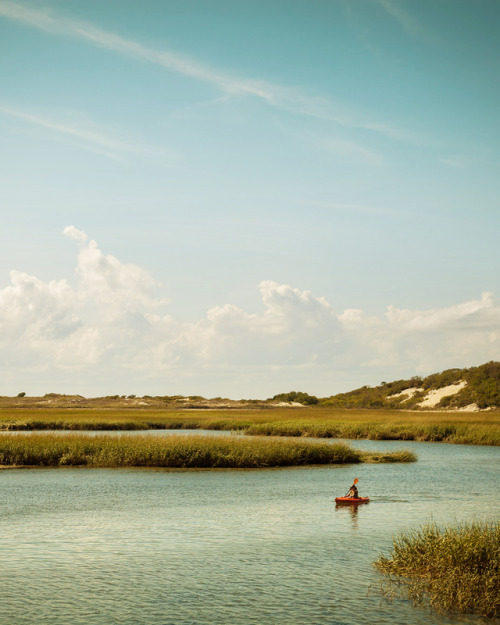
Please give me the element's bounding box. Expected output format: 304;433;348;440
0;433;416;468
374;520;500;618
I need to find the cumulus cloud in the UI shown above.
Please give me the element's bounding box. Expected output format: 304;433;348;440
339;293;500;372
172;281;339;368
66;227;162;314
384;293;495;331
63;225;87;244
0;228;499;396
0;270;77;336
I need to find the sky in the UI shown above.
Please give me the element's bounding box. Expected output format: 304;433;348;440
0;0;499;399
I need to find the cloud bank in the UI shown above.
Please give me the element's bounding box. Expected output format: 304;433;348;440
1;228;499;397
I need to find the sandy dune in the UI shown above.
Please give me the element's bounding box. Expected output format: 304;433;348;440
417;381;467;408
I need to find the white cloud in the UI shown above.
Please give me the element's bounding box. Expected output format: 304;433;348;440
63;225;87;245
0;270;79;339
0;228;499;396
384;292;495;332
66;227;163;314
0;270;83;369
339;293;500;372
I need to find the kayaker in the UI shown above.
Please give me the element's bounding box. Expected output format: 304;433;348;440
347;482;359;498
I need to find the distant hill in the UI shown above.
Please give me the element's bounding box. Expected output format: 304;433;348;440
318;361;500;410
2;362;499;411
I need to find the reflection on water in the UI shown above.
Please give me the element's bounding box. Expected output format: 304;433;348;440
335;501;361;529
0;439;499;625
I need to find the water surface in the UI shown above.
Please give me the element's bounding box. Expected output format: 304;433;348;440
1;439;498;625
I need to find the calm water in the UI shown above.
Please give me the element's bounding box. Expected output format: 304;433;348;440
0;437;499;625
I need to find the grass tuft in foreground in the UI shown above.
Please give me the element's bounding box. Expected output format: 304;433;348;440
0;433;416;468
374;520;500;618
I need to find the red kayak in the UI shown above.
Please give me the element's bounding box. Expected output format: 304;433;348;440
335;497;370;504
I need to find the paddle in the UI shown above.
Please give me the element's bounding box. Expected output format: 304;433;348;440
345;478;358;497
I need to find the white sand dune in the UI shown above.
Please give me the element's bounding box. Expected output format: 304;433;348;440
388;387;423;400
417;381;467;408
273;401;305;407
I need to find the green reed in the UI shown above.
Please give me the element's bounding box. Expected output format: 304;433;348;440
374;520;500;618
0;408;497;445
244;420;500;445
0;433;415;468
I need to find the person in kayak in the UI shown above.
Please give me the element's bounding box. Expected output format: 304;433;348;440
347;482;359;498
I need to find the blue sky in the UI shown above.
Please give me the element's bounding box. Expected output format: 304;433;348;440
0;0;499;398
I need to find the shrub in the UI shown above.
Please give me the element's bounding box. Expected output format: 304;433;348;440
422;368;463;390
271;391;319;405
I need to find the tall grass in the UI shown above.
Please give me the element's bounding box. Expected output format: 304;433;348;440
0;408;498;445
374;520;500;618
0;433;415;468
244;420;500;445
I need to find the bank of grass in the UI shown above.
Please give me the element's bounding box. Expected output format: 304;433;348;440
0;433;416;468
0;408;498;445
243;420;500;445
374;520;500;618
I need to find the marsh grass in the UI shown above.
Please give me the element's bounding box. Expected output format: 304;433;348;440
360;449;416;463
244;420;500;445
0;433;415;468
0;408;498;445
374;520;500;618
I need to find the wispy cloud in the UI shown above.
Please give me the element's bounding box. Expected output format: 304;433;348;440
0;104;175;160
375;0;430;42
303;200;400;217
316;137;384;166
0;1;279;99
438;156;468;169
0;0;412;142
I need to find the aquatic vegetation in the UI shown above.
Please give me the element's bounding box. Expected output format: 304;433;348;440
0;433;415;468
374;520;500;618
360;449;416;463
0;407;498;445
243;419;500;446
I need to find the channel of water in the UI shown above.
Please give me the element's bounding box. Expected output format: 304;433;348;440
0;433;498;625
